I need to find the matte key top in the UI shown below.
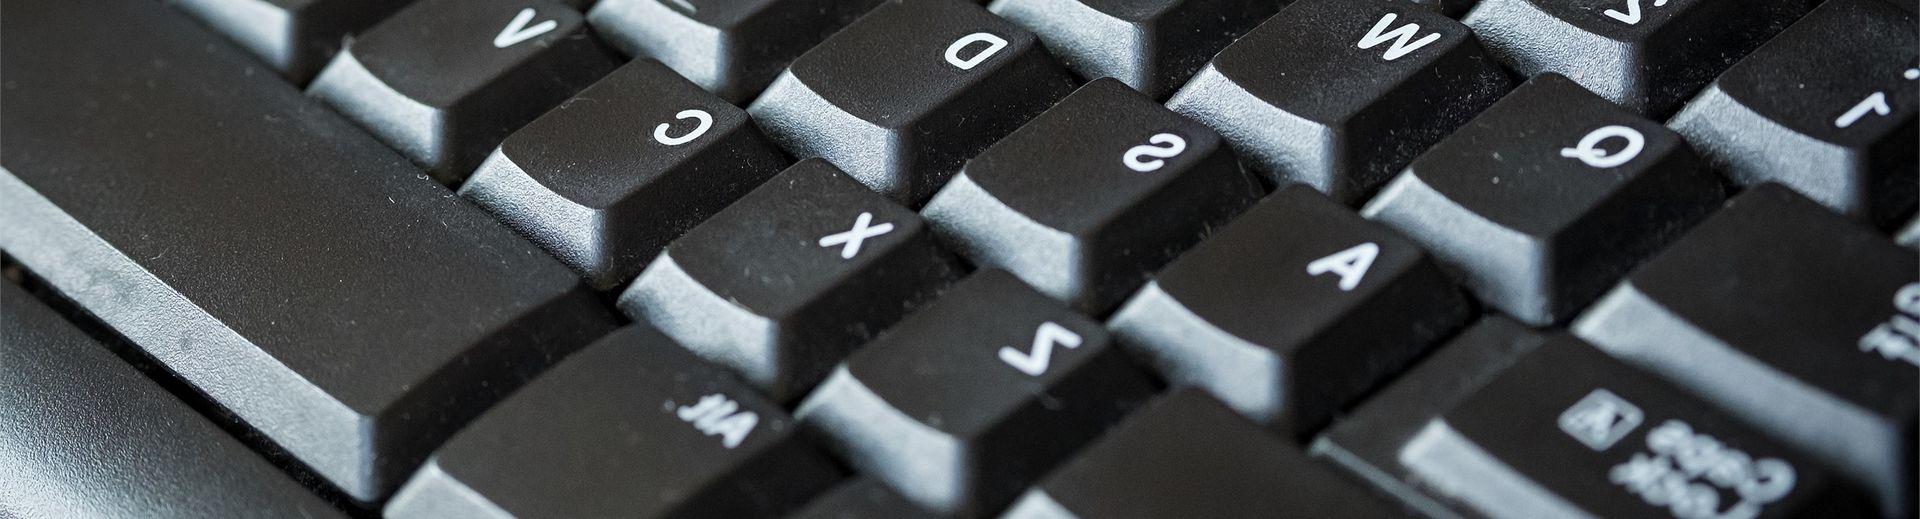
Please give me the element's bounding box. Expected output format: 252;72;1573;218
0;0;618;501
461;58;790;289
1003;389;1401;519
1108;186;1472;438
1167;0;1511;203
922;78;1262;313
1669;0;1918;226
172;0;415;83
1399;335;1872;518
1362;73;1724;325
619;159;963;401
748;0;1079;204
386;327;841;518
988;0;1281;98
0;282;343;519
1463;0;1811;116
308;0;620;182
797;271;1154;515
587;0;884;102
1573;184;1918;515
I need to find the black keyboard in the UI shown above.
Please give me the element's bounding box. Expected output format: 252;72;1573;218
0;0;1913;517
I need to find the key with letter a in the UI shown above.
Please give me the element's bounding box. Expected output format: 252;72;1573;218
618;159;962;402
461;58;790;289
1669;0;1917;227
587;0;883;102
922;78;1262;313
1463;0;1811;116
1573;184;1918;516
1167;0;1510;203
797;270;1154;516
1108;186;1472;438
308;0;620;182
386;327;841;518
748;0;1079;204
1398;335;1872;518
1362;73;1724;325
987;0;1282;99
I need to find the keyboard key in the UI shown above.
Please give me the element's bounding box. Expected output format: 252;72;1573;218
1167;0;1511;203
307;0;620;182
1108;186;1472;437
1668;0;1918;226
790;478;942;519
619;159;963;401
587;0;884;102
1573;184;1918;514
922;78;1262;312
171;0;414;83
1313;316;1549;517
797;270;1154;515
748;0;1079;204
0;0;618;501
1406;0;1480;17
1398;335;1872;518
1003;389;1401;518
1463;0;1811;116
0;281;344;518
987;0;1281;98
1362;73;1724;325
1899;214;1920;250
386;326;841;518
461;58;790;289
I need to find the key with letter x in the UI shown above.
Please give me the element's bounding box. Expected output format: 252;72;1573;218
620;159;963;402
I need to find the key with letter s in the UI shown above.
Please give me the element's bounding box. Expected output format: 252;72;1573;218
1363;73;1724;325
1108;186;1472;438
1463;0;1811;116
587;0;883;102
1167;0;1511;203
619;159;963;402
386;326;841;518
922;78;1262;313
1573;184;1918;516
797;270;1154;516
307;0;620;182
461;58;790;289
748;0;1079;204
1669;0;1917;227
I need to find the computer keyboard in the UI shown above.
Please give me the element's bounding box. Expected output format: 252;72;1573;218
0;0;1913;518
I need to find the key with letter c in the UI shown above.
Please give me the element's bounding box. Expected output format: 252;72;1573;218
1363;73;1723;325
923;79;1261;313
749;0;1078;204
462;59;789;289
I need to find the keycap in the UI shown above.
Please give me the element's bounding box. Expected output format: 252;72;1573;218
619;159;963;401
1463;0;1811;117
587;0;884;103
1406;0;1480;17
790;478;943;519
1003;389;1401;518
0;0;618;502
171;0;414;83
921;78;1262;313
461;58;790;289
307;0;620;182
987;0;1281;99
748;0;1079;204
0;281;344;518
797;270;1154;515
1668;0;1918;226
1166;0;1511;203
1398;334;1872;518
1572;184;1918;515
1313;316;1550;517
1361;73;1724;326
1899;215;1920;250
1108;186;1472;438
385;326;840;518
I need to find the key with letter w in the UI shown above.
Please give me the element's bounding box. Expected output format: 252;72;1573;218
1357;13;1440;61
